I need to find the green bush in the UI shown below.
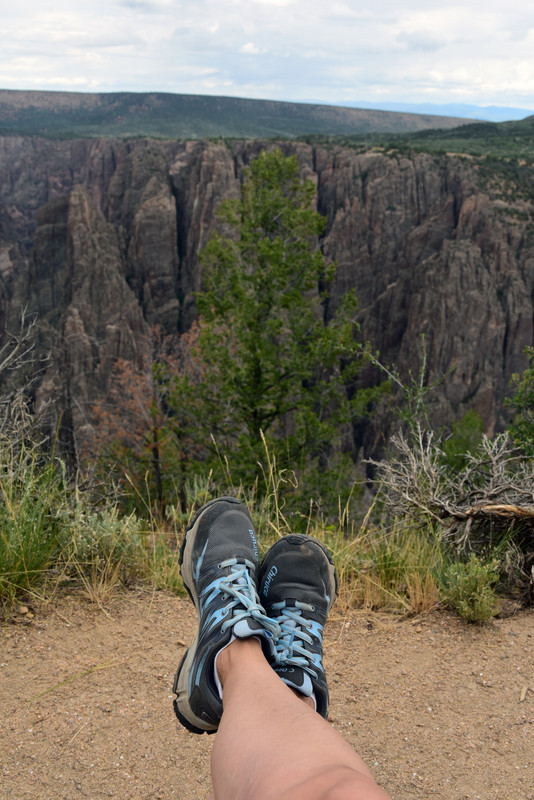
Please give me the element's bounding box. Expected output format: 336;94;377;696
441;553;499;622
506;346;534;457
68;507;146;584
0;445;70;606
442;409;484;470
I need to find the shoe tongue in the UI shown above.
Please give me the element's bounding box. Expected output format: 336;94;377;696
273;666;313;697
233;617;264;638
232;619;277;659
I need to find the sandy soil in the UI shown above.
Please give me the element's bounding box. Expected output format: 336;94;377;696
1;590;532;800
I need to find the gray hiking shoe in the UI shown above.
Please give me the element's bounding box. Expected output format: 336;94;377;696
173;496;280;734
259;534;338;719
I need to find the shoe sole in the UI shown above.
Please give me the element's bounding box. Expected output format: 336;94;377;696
173;496;245;735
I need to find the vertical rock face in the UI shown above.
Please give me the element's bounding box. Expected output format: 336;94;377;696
27;185;148;460
314;149;534;443
169;141;241;327
103;141;182;330
0;135;532;461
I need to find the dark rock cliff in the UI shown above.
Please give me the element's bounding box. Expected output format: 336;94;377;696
0;136;532;463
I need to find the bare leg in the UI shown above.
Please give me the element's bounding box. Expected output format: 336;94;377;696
211;638;392;800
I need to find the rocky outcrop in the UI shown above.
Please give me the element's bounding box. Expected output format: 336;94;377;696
26;184;148;459
0;136;532;463
314;149;534;445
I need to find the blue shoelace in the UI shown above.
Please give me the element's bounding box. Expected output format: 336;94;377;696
271;599;318;677
214;558;281;637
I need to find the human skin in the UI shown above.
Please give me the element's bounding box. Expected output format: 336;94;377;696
209;638;393;800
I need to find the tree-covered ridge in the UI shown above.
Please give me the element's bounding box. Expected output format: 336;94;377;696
303;115;534;162
0;89;470;140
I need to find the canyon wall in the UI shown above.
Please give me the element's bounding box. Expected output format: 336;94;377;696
0;136;532;462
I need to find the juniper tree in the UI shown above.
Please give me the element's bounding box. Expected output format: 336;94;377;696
507;346;534;458
174;148;366;501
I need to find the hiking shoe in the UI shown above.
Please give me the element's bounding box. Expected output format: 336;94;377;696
259;534;338;719
173;496;280;734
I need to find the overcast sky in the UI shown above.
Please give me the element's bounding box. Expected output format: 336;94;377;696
1;0;534;116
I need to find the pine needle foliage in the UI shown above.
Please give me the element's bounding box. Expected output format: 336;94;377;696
178;148;365;503
506;346;534;458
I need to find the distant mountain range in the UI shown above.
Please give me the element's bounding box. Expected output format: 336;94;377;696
0;89;475;140
333;100;534;123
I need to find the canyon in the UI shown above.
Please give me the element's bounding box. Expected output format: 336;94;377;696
0;136;532;464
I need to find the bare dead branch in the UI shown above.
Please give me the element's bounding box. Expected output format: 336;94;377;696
0;307;38;376
368;427;534;601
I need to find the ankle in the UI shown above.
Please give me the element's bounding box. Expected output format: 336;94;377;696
290;687;316;709
216;636;264;687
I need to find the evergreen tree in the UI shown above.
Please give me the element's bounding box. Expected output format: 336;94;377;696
174;148;364;499
507;346;534;457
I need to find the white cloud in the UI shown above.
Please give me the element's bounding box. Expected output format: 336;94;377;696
0;0;533;113
239;42;262;55
396;30;445;52
329;3;370;18
249;0;294;6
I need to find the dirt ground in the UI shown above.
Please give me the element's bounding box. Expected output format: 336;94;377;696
1;590;532;800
